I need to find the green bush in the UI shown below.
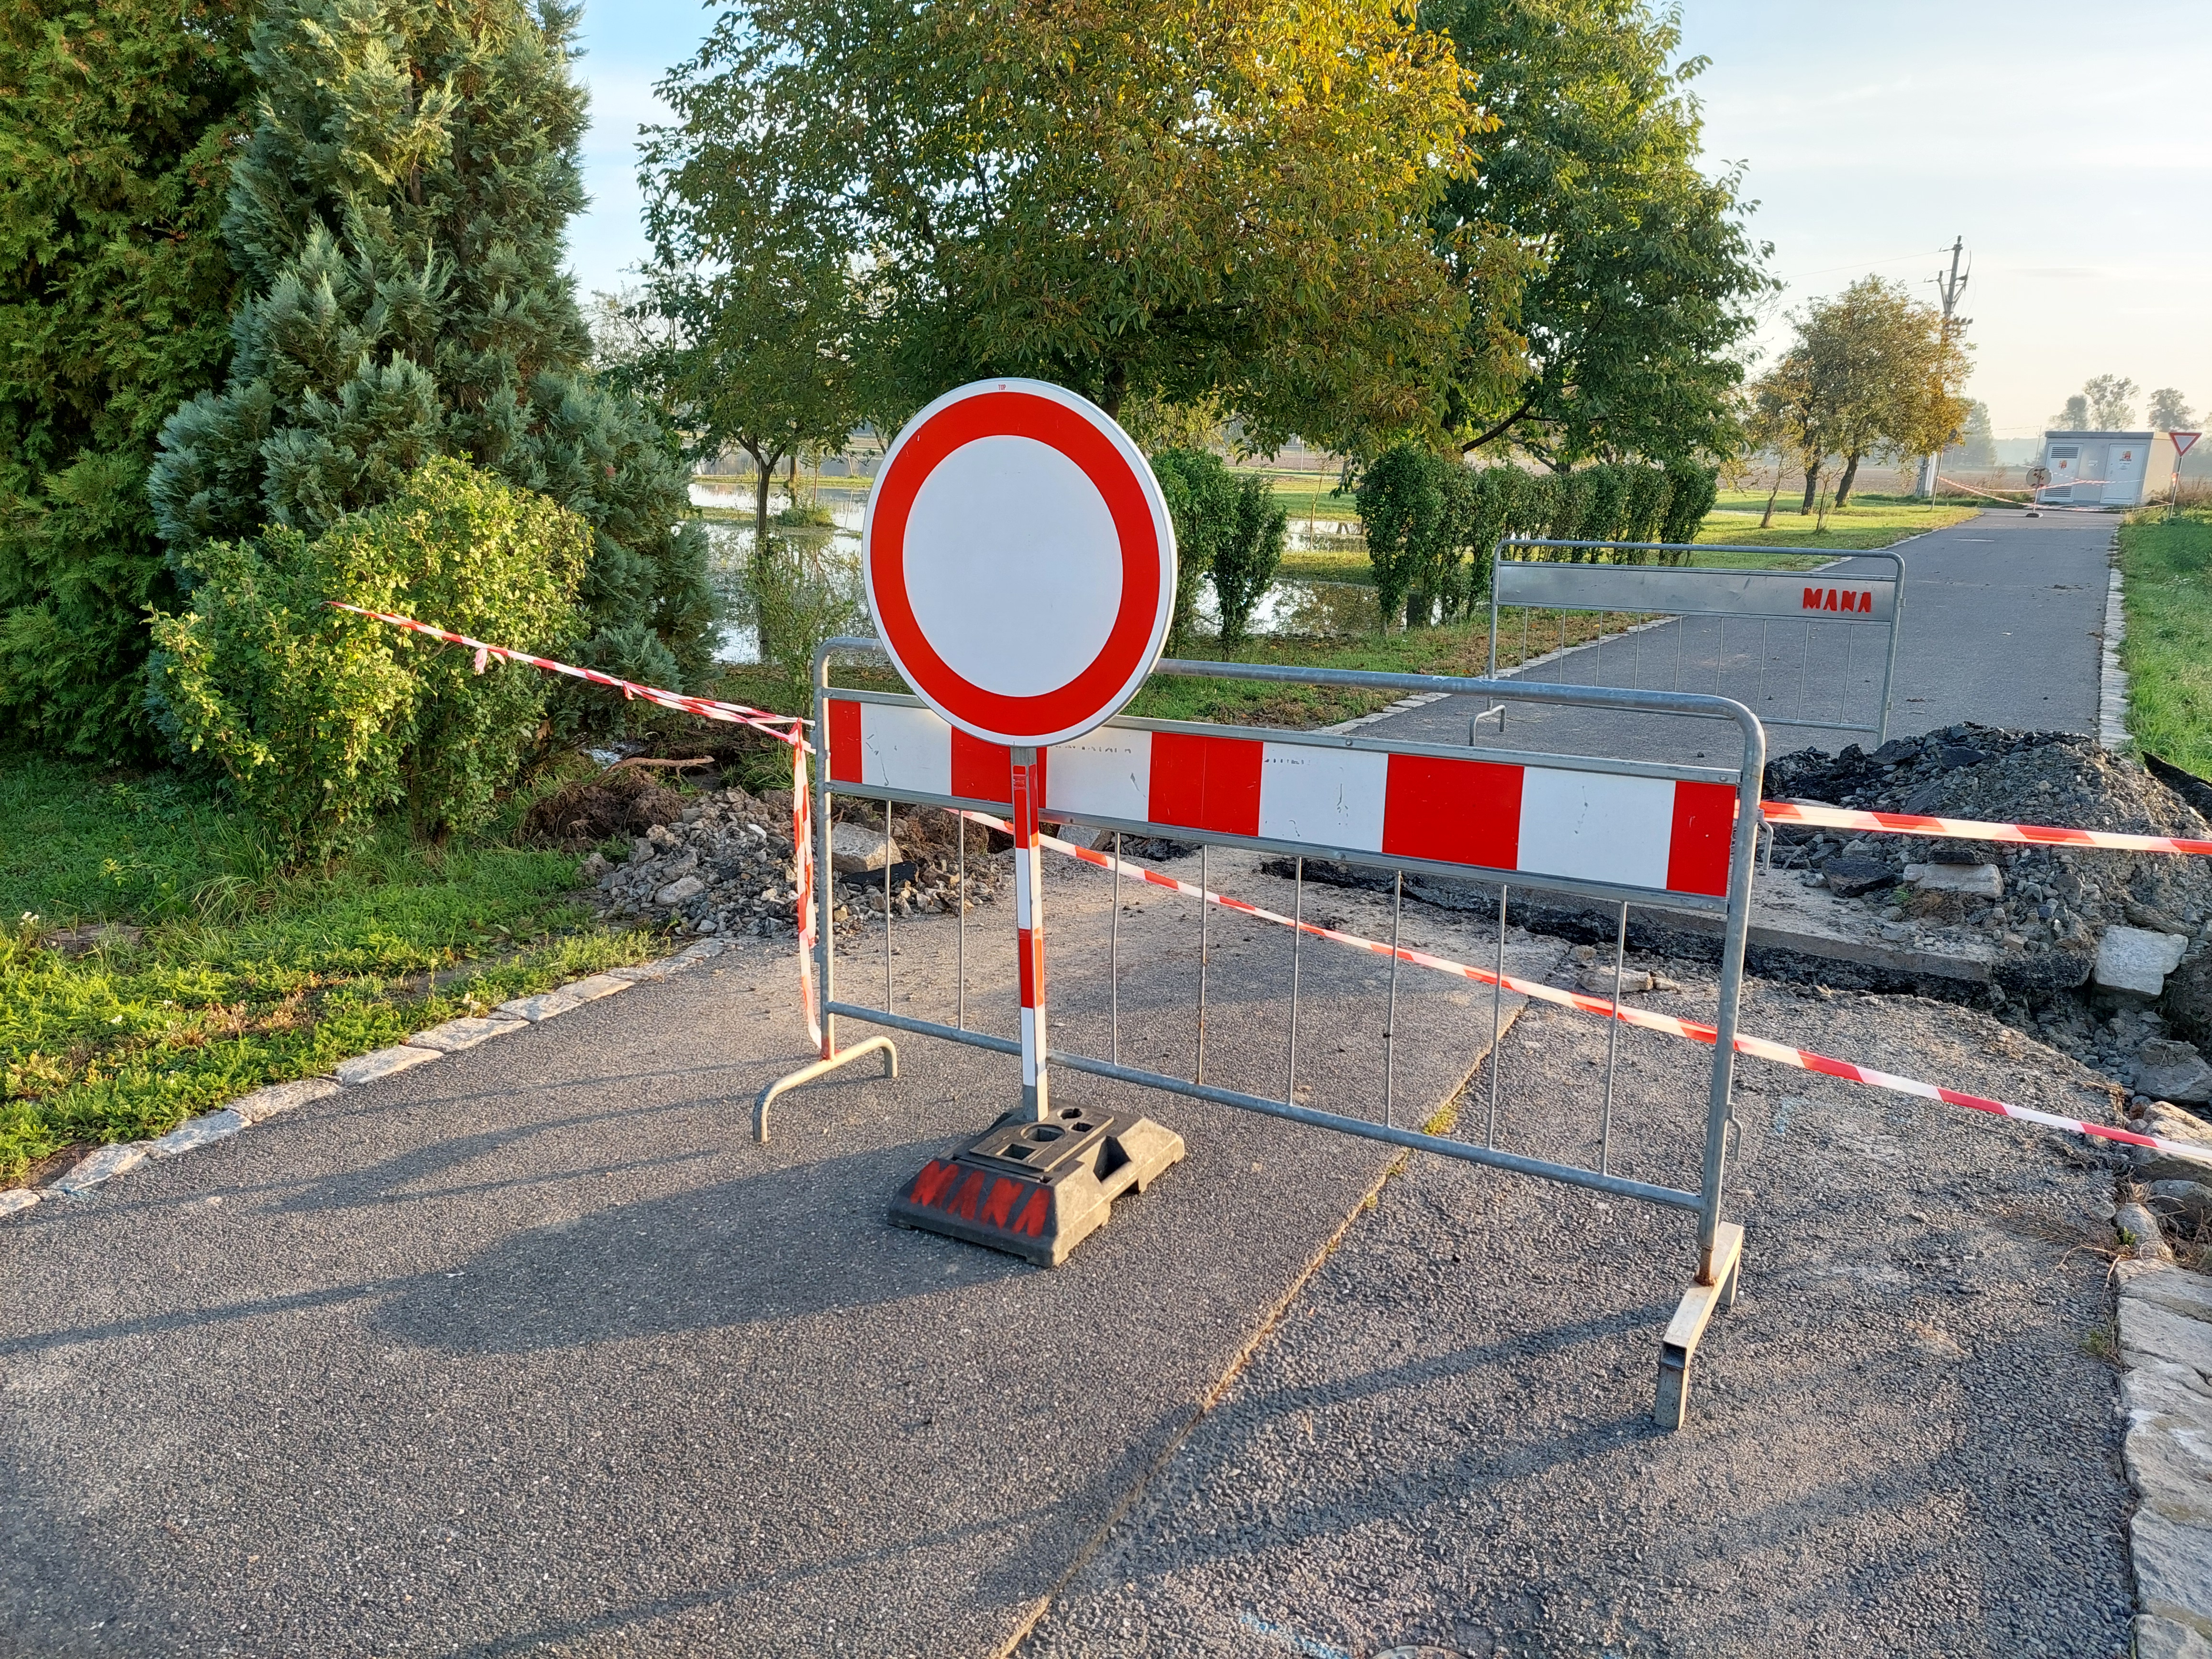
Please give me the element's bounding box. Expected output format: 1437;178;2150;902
1360;453;1723;622
1659;459;1720;548
149;459;589;857
0;0;254;761
742;540;861;710
1147;450;1286;653
1357;446;1485;627
145;0;716;711
1150;449;1227;651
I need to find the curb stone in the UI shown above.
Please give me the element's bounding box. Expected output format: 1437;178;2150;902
149;1109;246;1158
497;987;586;1022
332;1043;445;1086
2101;535;2131;753
230;1076;341;1124
53;1140;152;1196
2;941;725;1222
407;1016;527;1053
2113;1259;2212;1652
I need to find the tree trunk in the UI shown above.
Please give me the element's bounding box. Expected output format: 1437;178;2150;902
1101;361;1127;420
747;440;781;553
1834;452;1862;509
1799;457;1822;516
1760;471;1781;528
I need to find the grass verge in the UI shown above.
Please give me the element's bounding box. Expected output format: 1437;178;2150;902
2119;509;2212;774
1699;493;1978;551
0;755;654;1185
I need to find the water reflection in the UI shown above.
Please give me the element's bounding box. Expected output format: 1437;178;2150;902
689;483;1374;661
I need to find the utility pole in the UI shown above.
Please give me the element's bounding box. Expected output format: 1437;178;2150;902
1916;236;1971;498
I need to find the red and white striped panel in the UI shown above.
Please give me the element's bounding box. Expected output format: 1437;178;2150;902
824;697;1737;899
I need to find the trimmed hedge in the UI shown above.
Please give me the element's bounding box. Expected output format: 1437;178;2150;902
1357;449;1719;627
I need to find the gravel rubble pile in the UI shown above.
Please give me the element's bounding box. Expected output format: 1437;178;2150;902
580;789;1005;939
583;787;804;938
1767;725;2212;1106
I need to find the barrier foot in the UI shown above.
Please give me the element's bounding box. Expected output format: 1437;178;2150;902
754;1036;899;1143
1653;1221;1745;1431
890;1109;1185;1267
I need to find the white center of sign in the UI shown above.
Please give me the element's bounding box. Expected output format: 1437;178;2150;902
901;435;1123;699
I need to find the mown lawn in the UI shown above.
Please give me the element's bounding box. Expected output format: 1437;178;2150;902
2120;509;2212;775
1699;492;1979;550
0;756;653;1184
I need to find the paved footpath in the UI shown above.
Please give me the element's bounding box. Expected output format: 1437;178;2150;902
1356;509;2115;768
0;857;1555;1657
3;846;2153;1656
1025;981;2140;1659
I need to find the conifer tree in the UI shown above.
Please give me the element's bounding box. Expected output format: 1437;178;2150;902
149;0;713;704
0;0;254;757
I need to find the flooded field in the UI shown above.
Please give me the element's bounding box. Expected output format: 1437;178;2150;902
689;481;1377;664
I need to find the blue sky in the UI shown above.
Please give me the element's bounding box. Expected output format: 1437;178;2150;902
564;0;2212;442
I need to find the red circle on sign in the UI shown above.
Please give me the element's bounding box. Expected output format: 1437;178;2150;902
863;380;1176;748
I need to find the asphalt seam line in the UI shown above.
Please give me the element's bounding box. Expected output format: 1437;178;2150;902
993;950;1559;1659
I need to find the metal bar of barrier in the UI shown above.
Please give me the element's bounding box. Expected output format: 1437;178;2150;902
1384;873;1403;1129
1483;539;1903;740
801;635;1764;1330
819;1001;1702;1213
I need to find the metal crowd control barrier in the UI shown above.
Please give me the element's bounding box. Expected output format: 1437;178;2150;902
761;638;1766;1427
1485;539;1904;743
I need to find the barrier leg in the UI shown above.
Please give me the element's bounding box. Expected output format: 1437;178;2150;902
1654;1221;1744;1431
754;1036;898;1142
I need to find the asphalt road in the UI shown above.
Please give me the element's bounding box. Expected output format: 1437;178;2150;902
1358;509;2114;770
0;511;2141;1658
0;854;1557;1657
1023;981;2139;1659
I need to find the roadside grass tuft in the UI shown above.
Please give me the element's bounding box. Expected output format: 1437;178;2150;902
2119;509;2212;776
0;754;655;1184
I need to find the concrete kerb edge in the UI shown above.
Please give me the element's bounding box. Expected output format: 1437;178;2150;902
2101;531;2132;753
2113;1257;2212;1648
1;937;734;1220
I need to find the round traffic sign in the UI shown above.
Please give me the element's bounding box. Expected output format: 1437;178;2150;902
863;378;1177;749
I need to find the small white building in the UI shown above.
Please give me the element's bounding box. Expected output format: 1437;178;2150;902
2037;430;2182;507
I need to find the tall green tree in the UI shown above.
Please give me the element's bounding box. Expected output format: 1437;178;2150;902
148;0;715;706
0;0;254;758
1753;276;1968;510
2081;375;2140;431
1422;0;1774;467
2147;388;2195;432
647;0;1480;457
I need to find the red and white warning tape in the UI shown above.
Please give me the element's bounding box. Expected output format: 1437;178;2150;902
955;811;2212;1172
1761;798;2212;858
326;603;810;747
331;605;2209;1171
327;603;824;1046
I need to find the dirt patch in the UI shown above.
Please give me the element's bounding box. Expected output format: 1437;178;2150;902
520;770;688;850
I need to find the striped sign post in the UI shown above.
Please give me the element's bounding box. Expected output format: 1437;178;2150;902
852;378;1187;1262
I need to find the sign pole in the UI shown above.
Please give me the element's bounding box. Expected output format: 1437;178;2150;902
866;376;1184;1265
1010;746;1050;1122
